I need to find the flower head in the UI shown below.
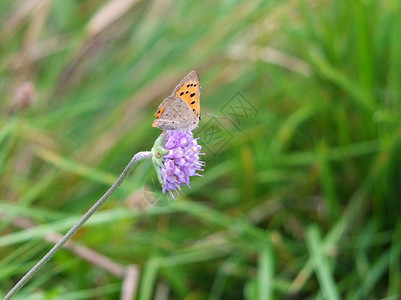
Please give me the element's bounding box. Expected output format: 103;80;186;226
152;130;204;199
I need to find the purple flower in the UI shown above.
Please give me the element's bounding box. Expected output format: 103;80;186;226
152;130;204;199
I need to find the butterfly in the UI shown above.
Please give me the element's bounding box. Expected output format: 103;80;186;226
152;70;201;132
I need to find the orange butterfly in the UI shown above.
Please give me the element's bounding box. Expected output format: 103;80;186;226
152;71;201;132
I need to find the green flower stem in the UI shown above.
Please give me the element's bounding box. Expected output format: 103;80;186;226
151;132;168;185
4;151;153;300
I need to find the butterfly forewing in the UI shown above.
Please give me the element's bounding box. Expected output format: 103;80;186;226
172;71;201;118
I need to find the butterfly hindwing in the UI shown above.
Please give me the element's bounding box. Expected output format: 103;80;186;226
152;96;198;131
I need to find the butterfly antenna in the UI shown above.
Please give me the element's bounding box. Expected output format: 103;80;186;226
201;112;227;119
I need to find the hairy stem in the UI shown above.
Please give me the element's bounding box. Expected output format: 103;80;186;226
4;151;152;300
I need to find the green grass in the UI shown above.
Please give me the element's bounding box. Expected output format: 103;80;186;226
1;0;401;299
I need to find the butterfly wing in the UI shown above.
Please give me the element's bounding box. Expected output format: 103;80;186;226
152;96;198;131
171;70;201;119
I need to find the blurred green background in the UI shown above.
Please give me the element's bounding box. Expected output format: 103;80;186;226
1;0;401;299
